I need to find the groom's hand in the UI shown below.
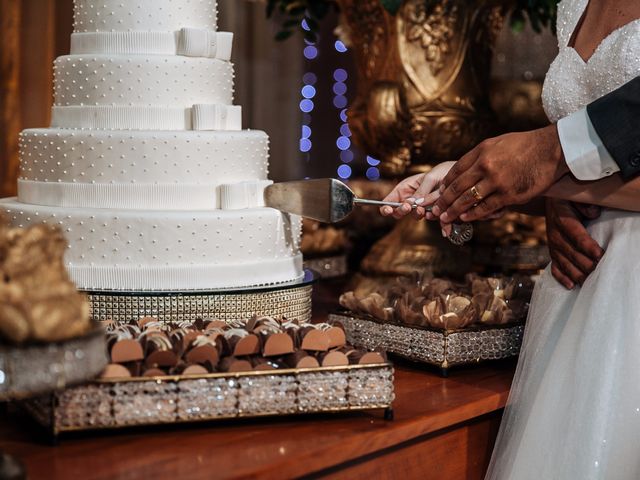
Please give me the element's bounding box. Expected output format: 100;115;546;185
545;198;604;289
432;124;569;223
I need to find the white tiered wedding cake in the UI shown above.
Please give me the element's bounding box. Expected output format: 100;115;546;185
1;0;303;291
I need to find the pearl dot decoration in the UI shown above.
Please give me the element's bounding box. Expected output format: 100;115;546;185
1;198;303;291
18;129;269;209
73;0;218;33
54;55;234;108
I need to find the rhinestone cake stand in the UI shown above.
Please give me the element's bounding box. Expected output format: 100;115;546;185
84;270;316;324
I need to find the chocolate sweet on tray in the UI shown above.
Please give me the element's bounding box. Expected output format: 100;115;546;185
101;316;387;378
339;273;534;330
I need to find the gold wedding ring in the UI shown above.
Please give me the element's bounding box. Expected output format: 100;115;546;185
470;185;483;203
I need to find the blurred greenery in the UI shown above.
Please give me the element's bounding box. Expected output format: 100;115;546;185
266;0;559;42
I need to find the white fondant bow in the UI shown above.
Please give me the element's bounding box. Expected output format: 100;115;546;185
219;181;274;210
177;29;234;61
69;29;234;61
192;104;242;131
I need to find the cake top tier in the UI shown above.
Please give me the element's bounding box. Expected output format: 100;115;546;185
74;0;218;33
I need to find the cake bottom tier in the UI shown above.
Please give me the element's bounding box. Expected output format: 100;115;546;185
0;198;303;291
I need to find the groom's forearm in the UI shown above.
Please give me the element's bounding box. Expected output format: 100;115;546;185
544;172;640;212
587;76;640;179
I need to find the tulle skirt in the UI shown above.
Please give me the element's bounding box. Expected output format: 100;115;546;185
486;209;640;480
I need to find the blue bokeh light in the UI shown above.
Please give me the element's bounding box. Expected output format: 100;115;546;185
304;46;318;60
340;123;351;137
301;85;316;99
302;72;317;85
300;99;314;113
334;40;348;53
336;136;351;150
333;68;348;82
300;138;312;152
301;19;310;31
366;167;381;180
366;155;381;166
333;96;348;109
301;125;312;139
340;109;348;122
332;83;347;96
337;164;352;179
340;150;354;163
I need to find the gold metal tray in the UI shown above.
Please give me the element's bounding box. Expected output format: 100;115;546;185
331;312;524;376
23;363;395;436
83;270;316;324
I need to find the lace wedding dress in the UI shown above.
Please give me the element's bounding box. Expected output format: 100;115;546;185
485;1;640;479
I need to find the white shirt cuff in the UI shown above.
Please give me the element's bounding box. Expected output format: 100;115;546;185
557;108;619;181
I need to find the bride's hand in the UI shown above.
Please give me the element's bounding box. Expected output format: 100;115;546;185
545;198;604;289
380;161;456;220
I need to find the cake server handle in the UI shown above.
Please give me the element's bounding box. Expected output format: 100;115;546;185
353;198;430;211
353;197;473;246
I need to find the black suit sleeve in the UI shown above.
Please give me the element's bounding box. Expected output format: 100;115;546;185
587;76;640;179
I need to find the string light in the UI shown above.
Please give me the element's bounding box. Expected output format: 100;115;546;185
298;28;379;182
334;40;348;53
301;85;316;99
333;52;352;178
337;164;352;179
366;167;381;180
299;24;317;155
366;156;380;179
303;45;318;60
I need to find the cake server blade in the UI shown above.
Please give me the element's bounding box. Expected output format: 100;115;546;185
264;178;474;246
264;178;418;223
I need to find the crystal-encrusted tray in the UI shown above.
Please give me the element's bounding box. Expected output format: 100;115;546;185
0;326;108;401
22;363;395;436
330;312;524;376
83;271;316;324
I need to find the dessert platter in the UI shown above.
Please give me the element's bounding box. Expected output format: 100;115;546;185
1;0;310;322
333;274;534;375
23;316;395;436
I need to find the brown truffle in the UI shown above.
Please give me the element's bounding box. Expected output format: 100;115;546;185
101;363;133;379
263;333;294;357
111;339;144;363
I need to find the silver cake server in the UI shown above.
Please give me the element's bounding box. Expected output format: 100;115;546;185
264;178;473;246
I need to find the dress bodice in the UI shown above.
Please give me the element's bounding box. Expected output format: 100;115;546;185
542;0;640;122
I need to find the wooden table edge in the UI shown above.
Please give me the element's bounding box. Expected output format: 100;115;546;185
236;389;510;479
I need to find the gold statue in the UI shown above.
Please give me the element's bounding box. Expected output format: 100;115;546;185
336;0;504;276
0;221;91;344
339;0;503;176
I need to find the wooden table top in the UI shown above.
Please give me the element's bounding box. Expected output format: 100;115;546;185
0;359;515;480
0;280;516;479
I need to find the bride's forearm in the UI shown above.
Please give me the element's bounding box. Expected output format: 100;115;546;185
544;173;640;211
